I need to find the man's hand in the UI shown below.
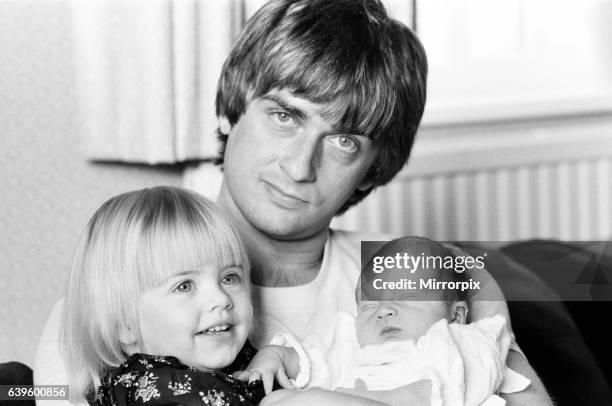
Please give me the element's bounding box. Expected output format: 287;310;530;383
336;379;432;406
259;382;432;406
233;345;298;394
260;388;390;406
503;350;554;406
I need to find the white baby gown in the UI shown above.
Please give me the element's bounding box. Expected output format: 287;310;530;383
271;314;530;406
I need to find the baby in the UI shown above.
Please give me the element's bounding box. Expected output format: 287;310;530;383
240;237;530;406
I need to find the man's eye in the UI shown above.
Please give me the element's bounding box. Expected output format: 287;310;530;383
175;281;193;293
328;135;359;153
222;273;242;286
272;112;296;126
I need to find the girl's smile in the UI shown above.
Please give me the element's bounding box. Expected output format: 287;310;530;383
197;323;233;335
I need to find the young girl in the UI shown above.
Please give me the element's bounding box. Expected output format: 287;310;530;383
61;186;265;405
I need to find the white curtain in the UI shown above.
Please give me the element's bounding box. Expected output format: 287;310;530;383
72;0;244;163
72;0;414;164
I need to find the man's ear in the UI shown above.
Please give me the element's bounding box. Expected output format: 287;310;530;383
218;116;232;135
357;178;374;192
450;301;468;324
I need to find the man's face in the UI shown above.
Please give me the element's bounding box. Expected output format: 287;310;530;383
218;89;377;240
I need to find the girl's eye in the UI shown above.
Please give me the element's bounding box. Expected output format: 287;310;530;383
222;273;242;286
328;135;359;154
175;280;193;293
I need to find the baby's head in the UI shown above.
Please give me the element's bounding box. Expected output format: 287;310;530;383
63;187;251;400
356;237;468;346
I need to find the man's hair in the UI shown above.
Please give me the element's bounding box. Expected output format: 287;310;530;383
215;0;427;214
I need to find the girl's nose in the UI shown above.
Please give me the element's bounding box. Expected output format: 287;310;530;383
205;283;233;311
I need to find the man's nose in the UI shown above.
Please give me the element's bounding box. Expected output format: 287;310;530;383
376;304;397;319
279;132;318;182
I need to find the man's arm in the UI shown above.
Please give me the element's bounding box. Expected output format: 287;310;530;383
503;350;554;406
34;299;81;406
261;388;389;406
445;245;552;404
261;380;432;406
335;379;432;406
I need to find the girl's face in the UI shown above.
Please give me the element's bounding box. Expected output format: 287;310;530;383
135;263;252;370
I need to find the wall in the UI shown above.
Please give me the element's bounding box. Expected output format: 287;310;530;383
0;0;183;366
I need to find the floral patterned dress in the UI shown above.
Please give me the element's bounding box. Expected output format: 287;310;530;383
91;342;265;406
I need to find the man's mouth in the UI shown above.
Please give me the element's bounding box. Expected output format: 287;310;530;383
264;181;309;208
197;324;233;336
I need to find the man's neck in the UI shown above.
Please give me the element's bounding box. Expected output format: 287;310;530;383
217;184;329;287
242;229;328;287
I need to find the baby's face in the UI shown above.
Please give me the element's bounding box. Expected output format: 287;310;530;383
356;299;451;346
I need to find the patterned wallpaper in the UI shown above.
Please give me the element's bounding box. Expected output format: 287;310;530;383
0;0;183;366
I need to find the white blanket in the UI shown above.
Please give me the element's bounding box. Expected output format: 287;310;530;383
271;314;530;406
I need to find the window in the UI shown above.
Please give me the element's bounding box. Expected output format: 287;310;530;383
416;0;612;125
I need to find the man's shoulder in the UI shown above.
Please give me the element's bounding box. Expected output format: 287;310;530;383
329;228;396;247
327;229;397;262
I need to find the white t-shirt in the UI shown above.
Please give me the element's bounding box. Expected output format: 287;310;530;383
250;229;387;347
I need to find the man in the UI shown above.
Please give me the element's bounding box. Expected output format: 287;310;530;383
212;0;550;404
214;0;425;344
36;0;551;404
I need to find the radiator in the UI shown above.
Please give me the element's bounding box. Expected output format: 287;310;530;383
332;157;612;240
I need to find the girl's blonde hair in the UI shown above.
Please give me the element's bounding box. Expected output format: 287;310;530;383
61;186;249;402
